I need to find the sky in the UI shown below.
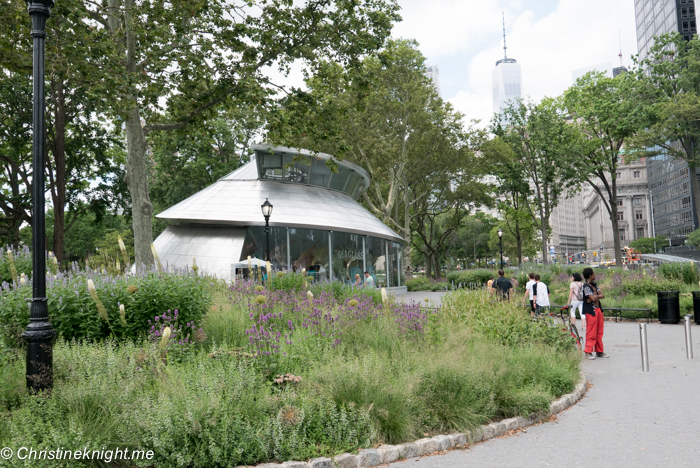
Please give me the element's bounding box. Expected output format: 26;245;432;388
391;0;639;126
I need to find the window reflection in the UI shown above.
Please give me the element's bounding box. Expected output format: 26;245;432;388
365;236;386;287
240;227;288;270
332;232;364;284
288;228;329;282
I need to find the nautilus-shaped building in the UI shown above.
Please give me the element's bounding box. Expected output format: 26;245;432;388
153;145;406;291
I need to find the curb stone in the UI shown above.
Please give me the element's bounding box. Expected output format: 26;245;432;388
249;373;588;468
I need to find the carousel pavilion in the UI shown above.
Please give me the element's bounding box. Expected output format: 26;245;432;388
153;145;406;291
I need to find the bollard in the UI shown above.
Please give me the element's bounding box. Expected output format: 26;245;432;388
684;314;694;360
640;323;650;372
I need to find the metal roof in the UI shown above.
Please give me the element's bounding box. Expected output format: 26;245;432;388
156;167;403;243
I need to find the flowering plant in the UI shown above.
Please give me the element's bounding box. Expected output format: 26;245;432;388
148;309;204;362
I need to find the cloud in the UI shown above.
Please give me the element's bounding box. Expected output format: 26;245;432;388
393;0;637;127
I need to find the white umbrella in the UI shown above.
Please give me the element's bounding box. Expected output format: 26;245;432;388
230;258;268;269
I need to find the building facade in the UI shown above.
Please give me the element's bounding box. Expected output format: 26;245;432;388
635;0;698;243
549;192;587;261
492;58;521;114
582;159;651;259
425;65;441;97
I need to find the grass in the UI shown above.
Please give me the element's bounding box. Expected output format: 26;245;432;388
0;283;580;467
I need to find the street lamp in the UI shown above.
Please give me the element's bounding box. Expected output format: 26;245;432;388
498;228;503;270
23;0;56;393
261;198;273;262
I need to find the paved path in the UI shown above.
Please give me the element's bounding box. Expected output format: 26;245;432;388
394;291;447;307
388;321;700;468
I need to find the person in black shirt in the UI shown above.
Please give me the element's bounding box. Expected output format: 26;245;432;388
582;268;609;360
490;269;513;300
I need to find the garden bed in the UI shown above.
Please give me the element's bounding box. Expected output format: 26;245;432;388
1;273;580;467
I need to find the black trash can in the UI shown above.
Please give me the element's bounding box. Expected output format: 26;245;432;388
657;291;681;324
694;291;700;325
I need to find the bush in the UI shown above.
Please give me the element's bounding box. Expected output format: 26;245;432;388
658;262;698;285
0;246;32;284
0;267;213;348
406;276;431;291
446;269;496;287
268;271;306;292
621;277;684;296
308;281;382;305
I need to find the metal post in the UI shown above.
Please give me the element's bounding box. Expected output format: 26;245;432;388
362;236;366;274
286;228;290;271
328;231;333;282
684;314;694;360
264;217;270;262
499;236;503;269
640;323;650;372
23;0;56;393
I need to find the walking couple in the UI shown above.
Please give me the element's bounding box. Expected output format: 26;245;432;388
568;267;609;360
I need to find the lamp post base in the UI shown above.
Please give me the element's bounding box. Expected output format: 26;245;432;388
23;315;56;392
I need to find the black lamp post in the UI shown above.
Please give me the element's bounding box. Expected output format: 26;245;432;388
261;198;273;262
498;228;504;270
23;0;56;393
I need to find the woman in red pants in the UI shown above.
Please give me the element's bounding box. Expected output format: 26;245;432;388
581;268;610;360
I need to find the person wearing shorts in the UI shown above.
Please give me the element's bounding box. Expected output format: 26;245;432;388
532;274;550;317
522;272;536;317
567;272;586;349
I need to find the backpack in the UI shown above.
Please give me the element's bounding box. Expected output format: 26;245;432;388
574;282;583;301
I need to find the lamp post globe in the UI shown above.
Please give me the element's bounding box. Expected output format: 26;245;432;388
23;0;56;393
261;198;273;262
497;228;503;270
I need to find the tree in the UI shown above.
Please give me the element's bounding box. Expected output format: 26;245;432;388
629;235;668;253
411;148;491;279
149;108;262;236
1;1;126;264
493;98;581;264
482;137;538;266
564;71;644;267
66;0;399;267
629;32;700;229
272;39;475;276
445;213;499;269
0;71;32;247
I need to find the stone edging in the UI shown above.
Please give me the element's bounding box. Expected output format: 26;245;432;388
242;373;588;468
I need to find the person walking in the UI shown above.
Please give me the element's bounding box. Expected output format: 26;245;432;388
353;273;362;287
490;269;513;300
522;272;536;317
532;274;550;318
363;271;375;288
567;272;586;349
581;267;609;360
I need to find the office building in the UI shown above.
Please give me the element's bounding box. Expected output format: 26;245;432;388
425;65;441;97
635;0;699;242
492;16;522;114
582;159;651;258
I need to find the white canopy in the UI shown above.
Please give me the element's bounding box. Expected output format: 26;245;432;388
231;257;268;269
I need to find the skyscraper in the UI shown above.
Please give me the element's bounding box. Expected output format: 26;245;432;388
492;14;521;115
635;0;699;242
425;65;441;97
635;0;697;62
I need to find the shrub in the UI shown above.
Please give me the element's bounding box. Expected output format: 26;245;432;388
658;262;698;285
0;246;32;284
406;276;431;291
0;266;213;348
308;281;382;305
268;271;306;292
621;277;684;296
446;269;495;287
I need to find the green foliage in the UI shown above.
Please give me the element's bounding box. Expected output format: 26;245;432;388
629;236;668;253
0;269;213;348
658;263;698;285
0;345;22;411
446;269;498;286
0;247;32;284
268;271;306;292
308;281;383;305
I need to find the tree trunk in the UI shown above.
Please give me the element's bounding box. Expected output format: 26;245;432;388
609;178;623;267
51;77;66;267
424;251;432;280
432;255;440;280
124;106;154;267
541;215;549;265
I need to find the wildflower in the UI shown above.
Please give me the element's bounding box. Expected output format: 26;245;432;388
127;285;139;294
255;295;267;305
119;303;127;327
151;244;163;271
7;250;18;284
118;235;129;266
424;298;430;303
307;290;314;300
348;299;358;307
255;285;265;292
159;326;172;352
192;257;199;275
19;273;26;286
87;279;109;323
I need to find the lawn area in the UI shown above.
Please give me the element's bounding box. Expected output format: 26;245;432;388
0;271;580;467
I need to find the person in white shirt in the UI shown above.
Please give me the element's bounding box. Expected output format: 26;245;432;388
363;271;375;288
522;272;536;318
532;274;550;317
567;272;586;348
